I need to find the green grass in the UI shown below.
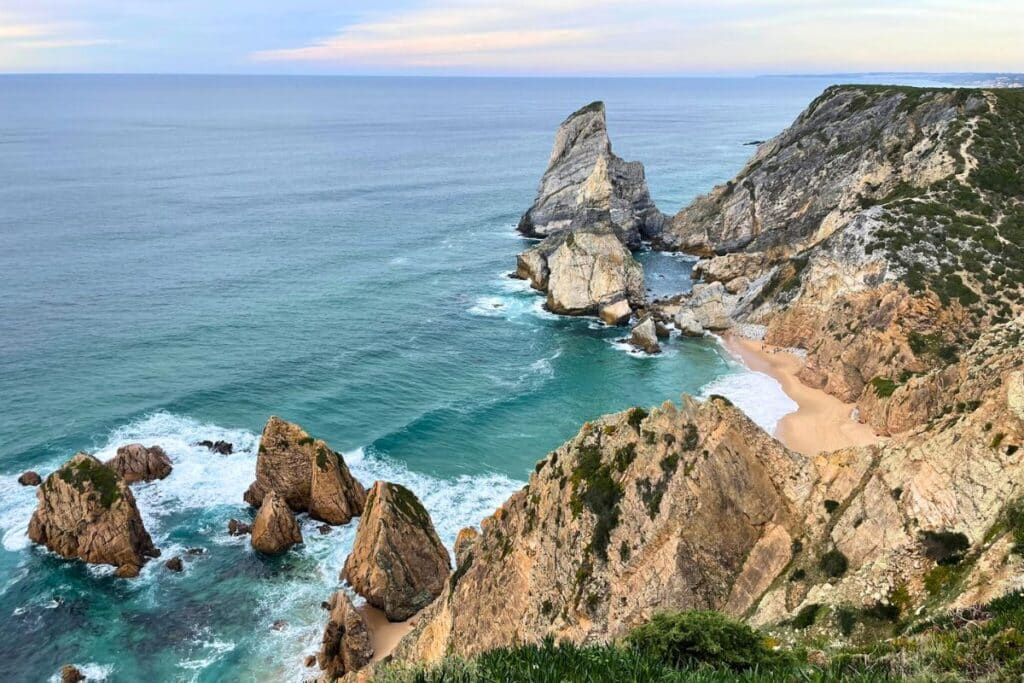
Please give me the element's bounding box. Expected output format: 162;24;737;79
869;377;898;398
55;455;123;508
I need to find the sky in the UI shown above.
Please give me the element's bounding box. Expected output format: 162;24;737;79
0;0;1022;76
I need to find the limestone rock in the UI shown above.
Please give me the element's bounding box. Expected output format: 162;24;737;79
519;101;664;247
686;282;738;331
394;396;812;663
250;490;303;556
453;527;480;567
18;471;41;486
674;308;704;337
517;219;645;320
27;453;159;577
244;417;366;525
342;482;450;621
629;316;661;354
318;591;374;679
105;443;172;484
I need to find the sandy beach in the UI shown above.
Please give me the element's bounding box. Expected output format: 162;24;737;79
360;605;415;663
721;334;882;456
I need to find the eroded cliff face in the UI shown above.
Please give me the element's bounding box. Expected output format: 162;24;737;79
394;396;815;663
665;86;1024;418
519;101;664;248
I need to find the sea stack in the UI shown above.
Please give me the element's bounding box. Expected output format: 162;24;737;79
105;443;173;484
342;481;450;621
250;490;303;555
244;417;367;525
317;591;374;679
27;452;159;577
518;101;664;248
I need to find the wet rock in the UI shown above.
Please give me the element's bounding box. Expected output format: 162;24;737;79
105;443;172;484
271;619;288;631
518;101;664;247
250;490;302;556
244;417;366;525
60;665;85;683
342;482;450;621
318;524;332;535
27;453;159;577
629;316;661;354
165;556;183;572
185;547;206;555
304;654;316;668
18;471;41;486
227;519;251;536
317;591;374;679
196;440;233;455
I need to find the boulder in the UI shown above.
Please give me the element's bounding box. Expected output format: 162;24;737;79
244;417;366;525
165;556;183;572
317;591;374;679
342;482;450;621
60;665;85;683
27;453;159;577
517;220;645;321
687;282;738;331
105;443;172;484
629;316;661;354
227;518;252;536
453;527;480;567
18;471;41;486
674;308;705;337
250;490;303;556
518;101;664;247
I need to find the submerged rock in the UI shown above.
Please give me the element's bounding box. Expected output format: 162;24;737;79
250;490;303;555
244;417;366;526
518;101;664;247
196;439;233;455
629;316;661;354
342;481;450;621
317;591;374;679
18;471;41;486
27;452;159;577
105;443;172;484
227;518;252;536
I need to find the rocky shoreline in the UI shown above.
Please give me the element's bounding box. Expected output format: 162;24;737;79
24;85;1024;681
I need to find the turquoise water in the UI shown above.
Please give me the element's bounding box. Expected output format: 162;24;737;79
0;75;850;681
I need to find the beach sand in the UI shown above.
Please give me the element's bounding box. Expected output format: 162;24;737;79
722;334;882;456
359;605;415;663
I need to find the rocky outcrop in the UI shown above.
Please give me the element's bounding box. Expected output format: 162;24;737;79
60;665;85;683
27;453;159;577
227;518;252;536
251;490;303;555
244;417;366;525
453;527;479;567
105;443;172;484
394;397;813;662
673;308;704;337
197;439;233;455
518;101;664;248
629;316;660;354
342;482;450;621
317;591;374;679
516;218;645;323
18;471;41;486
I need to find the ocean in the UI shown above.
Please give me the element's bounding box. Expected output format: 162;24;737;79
0;74;906;680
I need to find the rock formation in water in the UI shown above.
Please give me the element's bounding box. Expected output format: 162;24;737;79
516;215;646;324
342;481;450;621
18;471;41;486
629;315;660;354
196;439;233;455
251;490;303;555
244;417;366;525
105;443;172;484
518;101;664;248
317;590;374;679
27;452;159;577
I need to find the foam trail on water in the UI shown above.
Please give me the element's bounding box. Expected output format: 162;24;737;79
700;368;798;434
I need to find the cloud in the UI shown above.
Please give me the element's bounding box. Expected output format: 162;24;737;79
0;10;111;65
249;0;1024;74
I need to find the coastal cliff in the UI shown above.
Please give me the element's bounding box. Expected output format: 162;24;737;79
375;85;1024;678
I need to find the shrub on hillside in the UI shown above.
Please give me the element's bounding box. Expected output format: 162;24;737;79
623;610;779;671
